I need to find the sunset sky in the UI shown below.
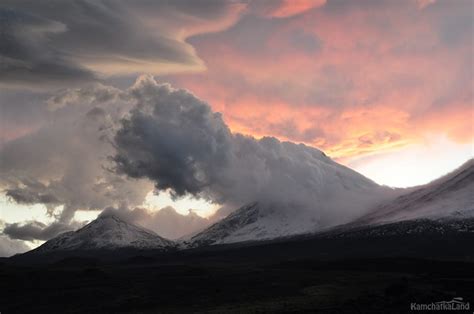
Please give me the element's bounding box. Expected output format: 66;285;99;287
0;0;473;254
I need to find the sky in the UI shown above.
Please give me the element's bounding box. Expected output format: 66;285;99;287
0;0;473;255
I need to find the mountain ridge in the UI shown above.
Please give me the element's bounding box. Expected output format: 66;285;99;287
11;159;473;257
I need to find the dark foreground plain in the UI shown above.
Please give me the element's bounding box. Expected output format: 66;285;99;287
2;223;474;314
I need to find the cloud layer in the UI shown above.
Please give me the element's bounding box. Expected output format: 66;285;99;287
172;0;473;162
3;220;81;241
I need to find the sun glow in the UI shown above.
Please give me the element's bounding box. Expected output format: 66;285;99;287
347;136;473;188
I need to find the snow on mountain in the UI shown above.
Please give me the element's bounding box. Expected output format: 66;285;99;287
186;166;395;246
353;158;474;226
34;215;174;253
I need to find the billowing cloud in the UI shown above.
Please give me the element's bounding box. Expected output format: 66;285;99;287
113;77;233;199
0;81;152;224
0;0;245;88
113;76;385;226
2;76;386;244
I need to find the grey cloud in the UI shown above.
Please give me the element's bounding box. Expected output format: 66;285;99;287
3;220;80;241
113;76;380;223
5;188;60;205
190;14;286;56
0;82;152;224
432;0;473;45
0;235;30;257
0;89;51;146
114;77;233;198
1;75;380;243
289;29;322;53
0;7;96;88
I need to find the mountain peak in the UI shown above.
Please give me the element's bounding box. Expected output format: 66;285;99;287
33;215;174;254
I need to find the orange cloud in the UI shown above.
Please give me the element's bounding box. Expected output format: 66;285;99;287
269;0;326;18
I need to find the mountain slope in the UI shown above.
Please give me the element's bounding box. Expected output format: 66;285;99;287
188;159;473;247
353;159;474;226
184;149;399;246
32;215;174;253
187;193;390;247
188;201;350;246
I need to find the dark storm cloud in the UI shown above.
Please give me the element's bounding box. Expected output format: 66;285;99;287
0;0;244;88
3;220;80;241
0;7;96;88
0;227;29;257
5;188;60;205
113;77;233;197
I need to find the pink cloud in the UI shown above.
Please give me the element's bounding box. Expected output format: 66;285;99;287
169;0;472;162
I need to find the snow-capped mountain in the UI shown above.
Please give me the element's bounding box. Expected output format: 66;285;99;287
185;201;343;247
33;215;174;253
191;143;402;246
18;158;473;254
187;159;473;247
353;159;474;226
185;142;395;247
187;187;393;247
